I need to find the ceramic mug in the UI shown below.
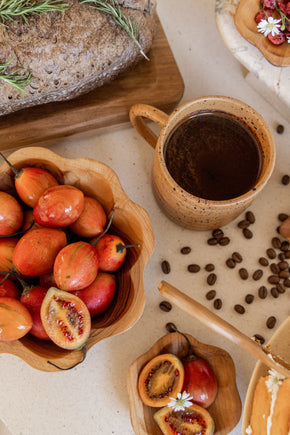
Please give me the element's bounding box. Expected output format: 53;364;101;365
129;95;276;230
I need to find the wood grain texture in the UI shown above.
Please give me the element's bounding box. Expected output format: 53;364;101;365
0;15;184;151
0;147;155;372
127;332;242;435
234;0;290;66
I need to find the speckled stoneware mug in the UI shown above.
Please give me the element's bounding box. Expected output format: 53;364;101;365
129;95;276;230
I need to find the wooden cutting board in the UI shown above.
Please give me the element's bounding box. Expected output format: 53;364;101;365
0;16;184;151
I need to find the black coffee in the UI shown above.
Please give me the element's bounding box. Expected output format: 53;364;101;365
164;111;262;200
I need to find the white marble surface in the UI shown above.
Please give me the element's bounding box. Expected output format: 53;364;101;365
0;1;290;434
215;0;290;119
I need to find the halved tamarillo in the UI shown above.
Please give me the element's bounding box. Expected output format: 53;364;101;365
138;353;184;407
154;403;215;435
40;287;91;350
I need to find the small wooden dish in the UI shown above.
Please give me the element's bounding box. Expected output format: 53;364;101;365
235;0;290;66
242;316;290;434
0;147;154;372
127;332;242;435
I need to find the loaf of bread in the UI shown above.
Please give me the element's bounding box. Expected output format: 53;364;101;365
0;0;156;116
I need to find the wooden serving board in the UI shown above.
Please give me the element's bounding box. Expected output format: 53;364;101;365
0;15;184;151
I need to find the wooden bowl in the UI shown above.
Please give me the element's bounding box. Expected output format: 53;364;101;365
0;147;154;372
127;332;242;435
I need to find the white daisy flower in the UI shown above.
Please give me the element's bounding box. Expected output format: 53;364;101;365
257;16;282;37
167;391;193;411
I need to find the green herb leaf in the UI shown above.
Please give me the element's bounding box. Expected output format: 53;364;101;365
0;58;33;98
0;0;69;24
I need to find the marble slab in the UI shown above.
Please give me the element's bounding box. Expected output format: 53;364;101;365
215;0;290;120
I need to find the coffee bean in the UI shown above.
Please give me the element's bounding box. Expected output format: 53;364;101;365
232;252;243;263
226;258;236;268
272;237;281;249
234;304;245;314
245;294;254;304
270;287;279;298
206;289;216;300
268;275;280;284
266;248;276;259
207;273;217;285
166;322;178;333
159;300;172;312
278;213;289;222
278;260;288;270
284;278;290;287
243;228;253;239
180;246;191;255
239;268;249;280
238;219;250;229
246;211;255;224
285;250;290;259
213;298;222;309
259;257;269;266
276;124;284;134
205;263;215;272
207;237;218;246
270;263;280;274
278;253;286;260
187;264;200;273
258;286;268;299
281;174;290;185
161;260;171;274
281;241;290;251
266;316;276;329
219;236;230;246
253;334;265;345
253;269;263;281
276;283;286;294
279;270;290;279
212;228;224;239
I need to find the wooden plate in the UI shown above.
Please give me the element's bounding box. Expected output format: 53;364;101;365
241;316;290;434
127;332;242;435
234;0;290;66
0;147;155;372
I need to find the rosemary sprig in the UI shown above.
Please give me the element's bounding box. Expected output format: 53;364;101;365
0;0;69;24
80;0;149;60
0;58;33;97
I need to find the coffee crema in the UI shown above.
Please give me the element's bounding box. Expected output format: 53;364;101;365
164;111;262;201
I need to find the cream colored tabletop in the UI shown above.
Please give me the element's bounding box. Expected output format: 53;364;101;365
0;1;289;434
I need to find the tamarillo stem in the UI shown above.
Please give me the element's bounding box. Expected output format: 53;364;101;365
0;152;20;176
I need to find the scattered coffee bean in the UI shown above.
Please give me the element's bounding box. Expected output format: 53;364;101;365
159;300;172;312
206;289;216;300
279;270;290;279
278;213;289;222
207;273;217;285
270;287;279;298
284;278;290;287
253;334;265;345
246;211;255;224
234;304;245;314
270;263;280;274
266;248;276;259
245;294;254;304
266;316;277;329
285;250;290;259
226;258;236;268
161;260;171;274
258;286;268;299
187;264;200;273
205;263;215;272
281;174;290;185
276;283;286;294
272;237;281;249
219;236;230;246
268;275;280;284
166;322;178;333
259;257;269;266
276;124;284;134
207;237;218;246
180;246;191;255
278;253;286;260
238;219;250;229
278;260;288;270
212;228;224;240
253;269;263;281
239;268;249;280
213;298;222;310
243;228;253;239
281;241;290;251
232;252;243;263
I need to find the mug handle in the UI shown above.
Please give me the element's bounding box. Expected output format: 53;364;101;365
129;104;169;149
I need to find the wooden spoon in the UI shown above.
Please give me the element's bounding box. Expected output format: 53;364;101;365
158;280;290;378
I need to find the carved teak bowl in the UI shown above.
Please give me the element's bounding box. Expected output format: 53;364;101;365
0;147;154;372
